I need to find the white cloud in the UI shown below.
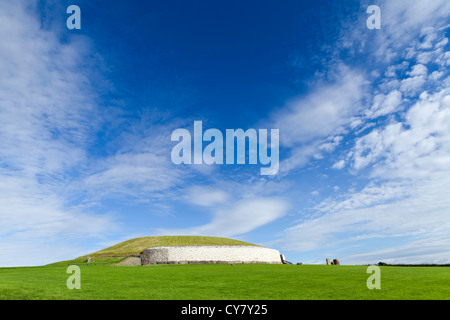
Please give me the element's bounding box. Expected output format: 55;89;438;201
278;142;321;174
352;89;450;178
366;90;403;118
273;66;365;147
374;0;450;61
185;187;229;207
430;70;444;80
160;198;289;237
270;66;366;174
319;136;343;152
400;75;427;96
344;236;450;265
384;61;409;78
332;160;346;170
83;152;181;200
409;64;428;77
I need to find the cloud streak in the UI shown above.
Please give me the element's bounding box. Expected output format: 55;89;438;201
0;1;114;266
159;197;289;238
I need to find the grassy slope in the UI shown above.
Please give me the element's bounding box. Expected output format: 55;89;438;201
47;236;259;266
1;264;450;300
87;236;259;257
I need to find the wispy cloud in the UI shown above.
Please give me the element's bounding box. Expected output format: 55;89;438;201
270;65;366;174
344;236;450;264
0;1;114;266
159;197;289;237
184;186;229;207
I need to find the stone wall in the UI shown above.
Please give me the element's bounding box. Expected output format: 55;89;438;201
141;246;282;265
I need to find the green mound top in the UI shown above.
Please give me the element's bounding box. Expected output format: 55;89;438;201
85;235;259;258
47;236;260;266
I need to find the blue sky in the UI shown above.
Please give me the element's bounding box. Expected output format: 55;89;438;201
1;0;450;266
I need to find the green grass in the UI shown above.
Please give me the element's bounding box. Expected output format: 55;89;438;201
1;264;450;300
87;235;259;256
3;236;449;300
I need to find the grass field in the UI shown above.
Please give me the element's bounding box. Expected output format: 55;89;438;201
2;236;449;300
1;264;449;300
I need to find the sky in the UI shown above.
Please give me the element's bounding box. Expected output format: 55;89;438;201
0;0;450;267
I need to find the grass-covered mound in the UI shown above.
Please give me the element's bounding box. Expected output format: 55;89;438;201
87;235;259;257
47;236;259;266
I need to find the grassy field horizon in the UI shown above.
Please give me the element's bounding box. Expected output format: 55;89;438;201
2;235;449;300
1;264;449;300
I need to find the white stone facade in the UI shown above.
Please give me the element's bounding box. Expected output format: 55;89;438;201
141;246;282;265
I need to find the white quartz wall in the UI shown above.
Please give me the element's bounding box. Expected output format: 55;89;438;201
141;246;282;265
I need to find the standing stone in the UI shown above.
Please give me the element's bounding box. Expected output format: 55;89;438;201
326;258;331;265
84;257;91;263
280;254;286;264
333;259;340;265
297;262;303;265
